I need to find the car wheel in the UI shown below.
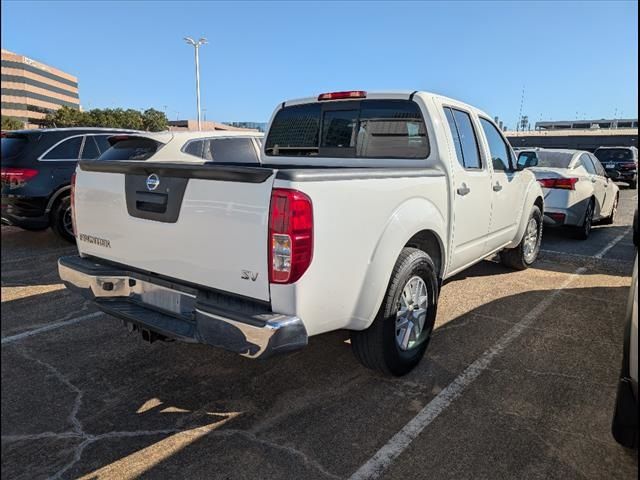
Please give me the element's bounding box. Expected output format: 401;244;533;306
601;193;619;225
350;247;438;376
629;180;637;190
501;205;543;270
573;199;594;240
51;196;75;243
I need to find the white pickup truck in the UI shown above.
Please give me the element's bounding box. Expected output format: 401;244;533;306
59;91;544;376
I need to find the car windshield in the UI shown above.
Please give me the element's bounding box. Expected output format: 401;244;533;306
1;135;28;159
534;151;574;168
594;148;634;162
265;99;429;159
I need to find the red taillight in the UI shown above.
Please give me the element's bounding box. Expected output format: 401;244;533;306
0;167;38;184
70;172;77;236
317;90;367;101
537;177;578;190
268;188;313;284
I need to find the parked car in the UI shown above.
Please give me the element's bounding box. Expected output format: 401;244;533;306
99;130;264;164
1;128;138;242
58;90;544;376
594;146;638;189
612;254;638;449
516;148;619;239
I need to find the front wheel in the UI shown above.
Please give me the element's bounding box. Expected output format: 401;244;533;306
351;247;439;376
50;196;75;243
501;205;543;270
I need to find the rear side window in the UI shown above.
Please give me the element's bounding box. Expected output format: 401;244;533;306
479;118;512;171
443;107;481;169
80;136;100;159
265;100;429;159
183;140;204;158
93;135;113;155
204;138;259;164
98;138;160;161
1;135;27;158
42;136;83;160
581;154;597;174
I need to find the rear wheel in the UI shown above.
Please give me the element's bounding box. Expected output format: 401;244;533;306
351;248;438;376
601;193;619;225
629;180;637;190
573;199;594;240
50;196;75;243
501;205;543;270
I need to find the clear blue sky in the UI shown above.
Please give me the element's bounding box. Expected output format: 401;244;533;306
2;1;638;127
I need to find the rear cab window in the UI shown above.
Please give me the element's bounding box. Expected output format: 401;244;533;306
265;99;429;159
98;137;161;161
443;107;482;169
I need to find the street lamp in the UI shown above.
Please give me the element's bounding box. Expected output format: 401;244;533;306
184;36;207;130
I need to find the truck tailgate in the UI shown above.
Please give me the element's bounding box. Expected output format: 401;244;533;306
74;160;275;301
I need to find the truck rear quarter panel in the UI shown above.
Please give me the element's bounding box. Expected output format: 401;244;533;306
270;174;448;335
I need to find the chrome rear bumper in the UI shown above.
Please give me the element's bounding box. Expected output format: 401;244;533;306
58;255;307;359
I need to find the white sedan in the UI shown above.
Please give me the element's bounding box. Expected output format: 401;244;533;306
517;148;619;239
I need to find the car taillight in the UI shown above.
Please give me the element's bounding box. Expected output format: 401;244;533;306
0;167;38;184
317;90;367;101
537;178;578;190
70;172;77;236
268;188;313;284
621;162;637;170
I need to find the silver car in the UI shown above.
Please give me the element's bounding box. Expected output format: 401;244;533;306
517;149;619;239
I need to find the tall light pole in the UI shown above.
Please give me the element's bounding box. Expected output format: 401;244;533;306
184;36;207;130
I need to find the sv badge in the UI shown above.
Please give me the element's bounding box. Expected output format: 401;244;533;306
241;270;259;281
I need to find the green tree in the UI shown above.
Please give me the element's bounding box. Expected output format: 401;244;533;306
1;116;24;130
43;106;166;131
142;108;168;132
44;106;88;127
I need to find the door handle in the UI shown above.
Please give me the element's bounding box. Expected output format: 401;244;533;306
493;182;503;192
457;183;471;196
591;177;597;183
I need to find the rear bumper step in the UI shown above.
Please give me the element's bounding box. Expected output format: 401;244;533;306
58;255;307;358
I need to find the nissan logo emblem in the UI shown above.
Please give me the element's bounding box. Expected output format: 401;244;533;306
146;174;160;191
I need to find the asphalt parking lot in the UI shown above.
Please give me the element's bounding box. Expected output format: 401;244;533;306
1;187;638;480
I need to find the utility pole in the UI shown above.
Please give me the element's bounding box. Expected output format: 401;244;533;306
517;86;525;132
184;36;207;130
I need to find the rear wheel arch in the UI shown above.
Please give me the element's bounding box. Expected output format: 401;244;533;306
404;229;444;283
46;185;71;216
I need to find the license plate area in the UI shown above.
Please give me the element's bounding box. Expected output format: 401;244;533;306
135;280;196;317
606;163;615;169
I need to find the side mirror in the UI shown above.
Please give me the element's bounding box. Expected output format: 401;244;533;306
517;152;538;170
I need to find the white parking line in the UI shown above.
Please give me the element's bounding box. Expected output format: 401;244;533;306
349;228;632;480
1;312;103;345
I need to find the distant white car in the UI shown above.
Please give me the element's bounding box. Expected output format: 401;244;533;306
99;130;264;164
517;148;619;239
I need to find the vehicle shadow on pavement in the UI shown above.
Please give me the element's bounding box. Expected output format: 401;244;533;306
2;284;636;479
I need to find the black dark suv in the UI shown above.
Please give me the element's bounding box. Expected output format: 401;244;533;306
594;146;638;189
1;128;137;242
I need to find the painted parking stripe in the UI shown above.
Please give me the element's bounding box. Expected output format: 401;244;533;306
1;311;103;345
349;228;632;480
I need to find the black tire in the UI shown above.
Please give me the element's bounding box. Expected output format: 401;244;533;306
501;205;543;270
350;247;438;376
601;193;619;225
50;196;75;243
629;180;637;190
573;199;594;240
18;225;48;232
